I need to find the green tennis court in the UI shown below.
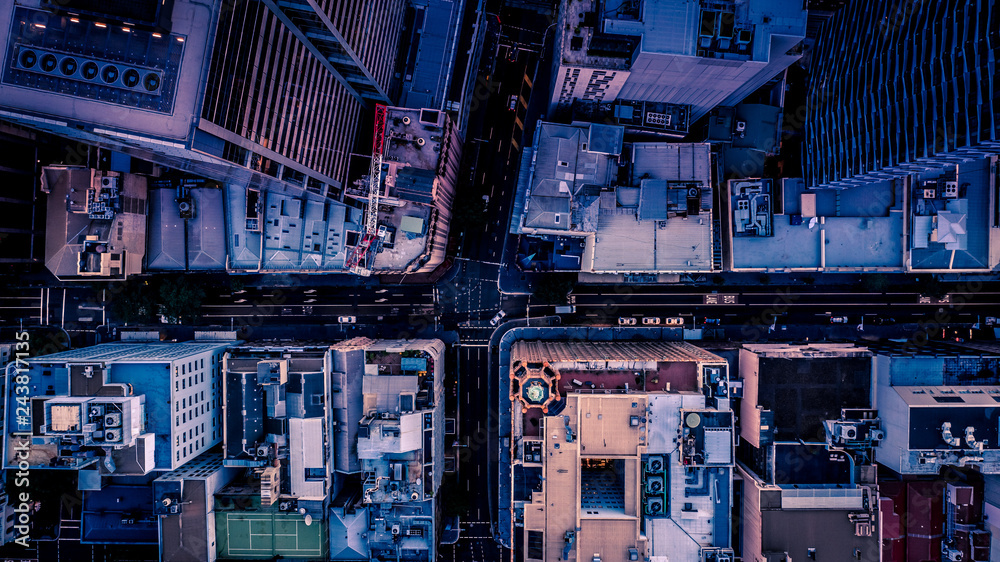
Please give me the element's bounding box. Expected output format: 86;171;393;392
216;510;325;559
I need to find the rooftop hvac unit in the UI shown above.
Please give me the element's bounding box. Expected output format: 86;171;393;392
256;445;269;457
401;116;411;125
90;407;102;417
871;429;885;441
104;429;121;442
945;548;963;561
840;424;858;440
688;187;701;198
391;524;400;535
735;121;746;132
104;413;122;427
411;492;419;501
178;200;191;212
416;137;426;147
279;501;292;511
943;181;959;198
646;456;664;473
646;476;664;494
169;504;180;514
645;497;663;515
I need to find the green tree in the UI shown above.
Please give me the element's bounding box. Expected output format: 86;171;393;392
533;273;577;305
108;279;155;325
158;276;205;324
860;273;890;293
914;275;947;299
450;190;487;233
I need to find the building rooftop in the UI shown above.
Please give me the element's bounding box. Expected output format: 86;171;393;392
147;183;226;270
739;344;873;446
397;0;463;111
41;167;147;280
515;339;734;562
362;106;460;272
516;122;714;273
910;159;995;270
0;1;213;141
730;177;906;271
82;485;157;544
225;184;349;272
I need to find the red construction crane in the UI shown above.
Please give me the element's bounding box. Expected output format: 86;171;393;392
344;103;387;276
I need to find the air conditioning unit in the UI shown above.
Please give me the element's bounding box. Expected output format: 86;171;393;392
735;121;747;133
104;429;121;442
411;492;420;501
381;412;392;420
943;181;959;198
871;429;885;441
13;46;164;95
645;497;663;515
105;413;122;427
944;548;964;561
646;456;664;473
391;524;401;535
256;445;269;457
840;424;858;440
688;187;701;199
646;476;664;494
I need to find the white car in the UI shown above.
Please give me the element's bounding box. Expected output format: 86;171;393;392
830;316;849;324
490;310;507;326
618;317;637;326
642;317;661;325
338;316;356;324
664;317;684;326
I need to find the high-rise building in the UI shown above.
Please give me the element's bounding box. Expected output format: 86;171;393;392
4;340;232;475
549;0;807;121
0;0;405;197
804;0;1000;188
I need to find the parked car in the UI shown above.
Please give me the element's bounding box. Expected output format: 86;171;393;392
703;318;721;325
508;94;518;111
830;316;849;323
338;316;356;324
664;317;685;326
873;317;897;325
490;310;507;326
618;317;637;326
642;317;661;325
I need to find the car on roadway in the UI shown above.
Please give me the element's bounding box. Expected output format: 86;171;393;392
986;317;998;326
872;317;897;325
830;316;849;323
338;316;356;324
490;310;507;326
642;317;661;325
508;95;518;111
664;317;685;326
618;317;637;326
703;318;721;325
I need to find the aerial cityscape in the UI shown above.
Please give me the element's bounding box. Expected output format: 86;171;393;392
0;0;998;561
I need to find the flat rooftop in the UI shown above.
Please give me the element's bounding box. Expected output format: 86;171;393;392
0;0;213;141
731;178;905;270
518;122;714;272
225;184;349;271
